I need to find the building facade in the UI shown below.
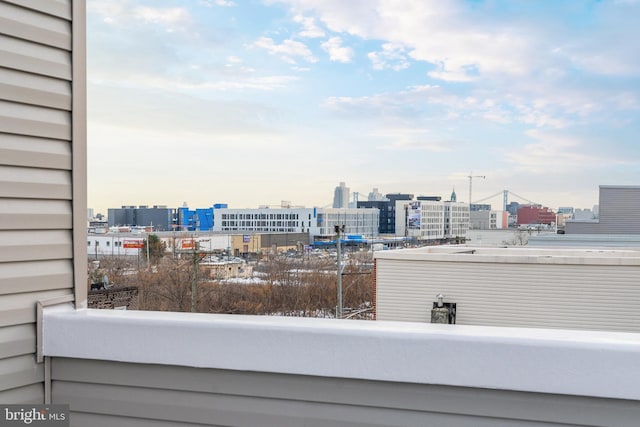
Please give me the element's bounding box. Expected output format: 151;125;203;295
516;205;556;225
566;186;637;234
374;246;640;332
176;203;227;231
357;200;395;234
470;210;508;230
394;200;470;241
108;205;174;231
383;193;414;234
213;207;379;240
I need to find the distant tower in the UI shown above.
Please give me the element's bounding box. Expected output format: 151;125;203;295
450;188;457;202
368;188;386;201
333;182;350;208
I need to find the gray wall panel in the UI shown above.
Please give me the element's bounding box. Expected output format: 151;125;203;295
0;34;70;79
0;230;72;262
0;100;70;139
51;358;640;427
0;166;71;199
0;260;73;295
0;199;71;230
0;134;71;169
0;67;71;109
0;324;34;358
3;0;70;20
0;354;43;392
0;383;43;403
0;289;70;327
69;413;218;427
0;2;70;49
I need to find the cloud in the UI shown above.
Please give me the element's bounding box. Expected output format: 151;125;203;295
368;43;410;71
293;14;325;38
274;0;534;80
198;0;236;6
91;2;193;31
503;130;600;173
373;128;454;152
90;73;299;92
133;6;191;27
252;37;318;64
321;37;354;63
275;0;640;100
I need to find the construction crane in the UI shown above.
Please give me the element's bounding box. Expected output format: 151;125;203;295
468;172;486;205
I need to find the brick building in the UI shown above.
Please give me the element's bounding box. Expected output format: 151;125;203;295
517;205;556;225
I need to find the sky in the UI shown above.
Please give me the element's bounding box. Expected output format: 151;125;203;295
87;0;640;215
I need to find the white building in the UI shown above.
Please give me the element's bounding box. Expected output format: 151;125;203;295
213;207;379;240
317;208;380;238
374;246;640;333
395;200;470;241
573;208;597;220
87;232;234;258
216;207;315;233
470;210;508;230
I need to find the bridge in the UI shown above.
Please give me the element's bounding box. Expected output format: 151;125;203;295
472;190;539;211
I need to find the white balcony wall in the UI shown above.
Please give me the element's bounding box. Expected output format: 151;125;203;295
43;307;640;426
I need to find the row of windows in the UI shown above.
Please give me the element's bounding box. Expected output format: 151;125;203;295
88;241;123;247
222;220;309;227
221;227;299;233
221;213;307;220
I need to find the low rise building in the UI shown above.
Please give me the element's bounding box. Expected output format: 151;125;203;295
213;207;379;242
374;246;640;332
516;205;556;225
470;210;508;230
567;185;638;234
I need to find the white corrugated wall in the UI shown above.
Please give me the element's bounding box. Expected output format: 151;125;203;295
376;253;640;332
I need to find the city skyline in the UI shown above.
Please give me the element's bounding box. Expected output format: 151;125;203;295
87;1;639;215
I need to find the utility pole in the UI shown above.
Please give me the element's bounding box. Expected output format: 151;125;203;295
146;232;150;268
335;224;345;319
190;238;200;313
468;172;486;206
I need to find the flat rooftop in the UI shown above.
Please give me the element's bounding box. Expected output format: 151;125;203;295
374;245;640;265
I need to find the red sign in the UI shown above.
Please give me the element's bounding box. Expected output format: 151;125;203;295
181;240;196;250
123;240;144;249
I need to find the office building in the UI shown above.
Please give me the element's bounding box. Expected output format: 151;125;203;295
332;182;350;208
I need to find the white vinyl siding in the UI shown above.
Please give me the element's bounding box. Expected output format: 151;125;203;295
0;0;81;404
